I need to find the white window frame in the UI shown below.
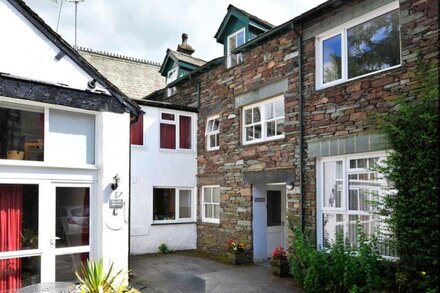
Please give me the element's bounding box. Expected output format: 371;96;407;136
152;187;195;224
316;151;387;250
201;185;220;224
205;115;220;151
315;1;401;90
226;28;245;68
159;111;194;152
242;96;285;145
166;67;178;85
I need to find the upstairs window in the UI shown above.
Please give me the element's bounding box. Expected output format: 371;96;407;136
316;2;400;89
227;28;245;68
205;115;220;151
130;114;144;146
160;112;192;150
242;96;284;145
0;104;44;161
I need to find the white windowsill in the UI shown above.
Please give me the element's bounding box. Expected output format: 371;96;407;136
0;159;98;170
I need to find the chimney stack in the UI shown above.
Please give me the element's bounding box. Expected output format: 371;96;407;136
177;33;195;55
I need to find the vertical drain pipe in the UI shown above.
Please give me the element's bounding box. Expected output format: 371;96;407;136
293;24;305;233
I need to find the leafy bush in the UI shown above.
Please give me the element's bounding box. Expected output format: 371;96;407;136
377;56;439;292
158;243;170;254
75;259;128;293
288;228;396;292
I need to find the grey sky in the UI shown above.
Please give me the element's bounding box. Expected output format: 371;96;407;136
23;0;327;63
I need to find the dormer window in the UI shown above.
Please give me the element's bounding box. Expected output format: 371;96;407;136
166;67;178;85
227;28;245;68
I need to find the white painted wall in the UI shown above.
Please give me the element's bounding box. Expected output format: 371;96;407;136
0;0;107;93
130;105;197;254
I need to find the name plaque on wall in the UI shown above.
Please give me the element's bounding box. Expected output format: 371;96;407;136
254;198;265;202
109;199;124;209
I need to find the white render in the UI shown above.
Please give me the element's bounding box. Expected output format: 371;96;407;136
0;0;107;93
130;105;197;254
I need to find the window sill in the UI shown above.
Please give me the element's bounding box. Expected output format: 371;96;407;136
159;148;195;154
242;135;285;146
151;221;196;226
207;147;220;152
199;220;220;226
0;159;98;170
131;145;148;151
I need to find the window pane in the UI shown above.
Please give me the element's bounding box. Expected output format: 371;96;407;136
254;124;262;139
265;103;274;120
153;188;175;220
348;10;400;78
348;172;379;212
323;34;342;83
246;126;253;141
0;256;41;291
212;187;220;203
179;190;191;218
323;161;343;208
0;105;44;161
213;119;220;131
209;135;217;148
56;187;90;248
206;120;214;133
274;99;284;117
0;184;39;252
161;113;175;121
323;213;345;247
49;109;95;165
214;205;220;219
245;109;252;125
160;123;176;149
179;116;191;149
205;204;213;218
267;190;281;226
203;187;211;203
130;114;143;145
267;121;276;137
253;107;261;123
228;34;237;51
236;31;245;47
276;119;284;136
56;253;88;282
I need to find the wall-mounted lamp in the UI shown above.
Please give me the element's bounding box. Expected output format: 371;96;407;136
286;179;294;190
111;174;120;190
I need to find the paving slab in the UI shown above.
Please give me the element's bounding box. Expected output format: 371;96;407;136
129;251;304;293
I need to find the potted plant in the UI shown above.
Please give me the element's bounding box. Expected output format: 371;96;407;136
270;246;289;277
226;239;249;265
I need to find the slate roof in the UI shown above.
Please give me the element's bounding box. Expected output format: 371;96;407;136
79;48;165;100
5;0;140;115
159;49;207;76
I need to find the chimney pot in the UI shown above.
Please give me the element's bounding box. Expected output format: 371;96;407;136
177;32;195;55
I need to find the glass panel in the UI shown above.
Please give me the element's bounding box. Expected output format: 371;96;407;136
357;159;367;168
0;105;44;161
348;10;400;78
179;116;191;149
350;159;357;169
236;30;245;47
56;187;90;248
153;188;175;220
322;34;342;83
209;135;217;148
179;190;191;218
0;256;41;291
267;191;281;226
267;121;276;137
254;124;262;139
253;107;261;123
56;253;88;282
228;34;237;51
205;204;213;218
246;126;253;141
49;109;95;165
244;109;252;125
0;184;39;252
206;120;214;133
214;204;220;219
323;161;343;208
323;213;345;247
161;113;175;121
203;187;211;203
265;103;273;120
348;171;379;212
274;99;284;117
276;119;284;136
160;123;176;149
213;119;220;131
212;187;220;203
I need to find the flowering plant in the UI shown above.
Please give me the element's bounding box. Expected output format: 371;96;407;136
271;245;287;261
226;239;246;253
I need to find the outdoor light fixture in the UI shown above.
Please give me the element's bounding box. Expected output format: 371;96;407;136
111;174;120;190
286;179;294;190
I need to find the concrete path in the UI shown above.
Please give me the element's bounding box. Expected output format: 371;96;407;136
129;251;305;293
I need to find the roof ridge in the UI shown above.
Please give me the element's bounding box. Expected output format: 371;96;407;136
78;47;161;66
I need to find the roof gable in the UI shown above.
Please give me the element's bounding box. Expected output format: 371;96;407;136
1;0;139;114
214;5;274;44
159;49;206;77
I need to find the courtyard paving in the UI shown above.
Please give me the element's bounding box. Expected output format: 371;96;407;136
129;251;305;293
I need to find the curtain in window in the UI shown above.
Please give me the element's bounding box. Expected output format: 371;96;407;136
160;124;176;149
0;185;23;292
130;115;143;145
179;116;191;149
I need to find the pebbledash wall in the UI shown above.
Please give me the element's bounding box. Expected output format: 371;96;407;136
153;0;438;258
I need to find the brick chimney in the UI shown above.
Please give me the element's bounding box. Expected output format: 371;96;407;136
177;33;195;55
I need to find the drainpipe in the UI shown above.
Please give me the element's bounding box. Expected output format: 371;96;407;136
293;24;305;233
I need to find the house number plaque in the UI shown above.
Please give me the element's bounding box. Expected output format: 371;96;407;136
109;199;124;209
254;198;265;202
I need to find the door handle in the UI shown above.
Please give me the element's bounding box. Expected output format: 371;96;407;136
50;236;61;247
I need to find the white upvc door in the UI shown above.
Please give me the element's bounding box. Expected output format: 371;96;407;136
266;187;286;258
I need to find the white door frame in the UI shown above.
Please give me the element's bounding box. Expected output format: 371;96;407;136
266;184;286;257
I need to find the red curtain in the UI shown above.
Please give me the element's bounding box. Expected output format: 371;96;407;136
179;116;191;149
160;123;176;149
130;115;143;145
0;185;23;292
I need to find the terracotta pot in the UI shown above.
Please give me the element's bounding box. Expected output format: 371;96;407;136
7;150;24;160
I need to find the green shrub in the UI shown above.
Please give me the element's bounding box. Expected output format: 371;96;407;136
376;55;439;292
289;228;396;292
158;243;170;254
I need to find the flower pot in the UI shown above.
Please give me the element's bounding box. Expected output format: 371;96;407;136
7;150;24;160
270;259;290;277
227;252;248;265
